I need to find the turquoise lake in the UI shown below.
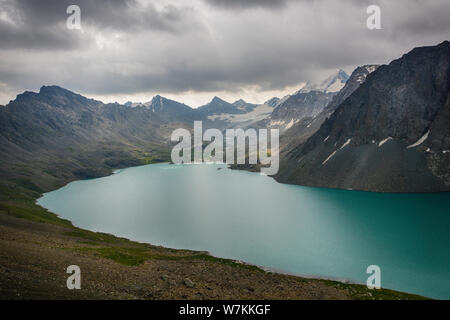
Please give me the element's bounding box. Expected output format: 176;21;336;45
37;163;450;299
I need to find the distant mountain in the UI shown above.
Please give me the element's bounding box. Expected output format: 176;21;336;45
197;99;274;130
124;95;270;130
232;99;257;112
197;96;248;116
249;70;350;132
0;86;175;191
144;95;202;122
259;90;335;132
276;41;450;192
123;95;206;123
298;69;350;94
124;101;145;108
264;97;280;108
281;65;379;150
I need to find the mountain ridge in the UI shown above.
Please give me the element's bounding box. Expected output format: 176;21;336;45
276;41;450;192
0;85;174;191
280;64;379;153
2;42;449;193
298;69;350;94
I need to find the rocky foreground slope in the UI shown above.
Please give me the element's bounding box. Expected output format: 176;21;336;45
276;41;450;192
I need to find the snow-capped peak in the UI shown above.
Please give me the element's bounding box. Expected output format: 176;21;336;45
297;69;350;94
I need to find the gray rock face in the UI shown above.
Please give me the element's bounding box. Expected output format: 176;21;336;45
256;91;335;133
276;41;450;192
271;90;335;122
324;65;378;113
255;71;353;133
232;99;257;112
264;97;280;108
280;65;379;151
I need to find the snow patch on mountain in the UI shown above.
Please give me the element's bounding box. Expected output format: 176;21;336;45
322;150;337;165
298;69;349;94
407;130;430;149
340;138;352;150
366;65;377;73
378;137;393;147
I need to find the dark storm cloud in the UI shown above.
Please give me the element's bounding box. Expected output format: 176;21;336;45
0;0;450;104
0;20;87;50
0;0;199;50
205;0;290;10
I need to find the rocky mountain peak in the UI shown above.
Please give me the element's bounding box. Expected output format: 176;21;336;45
298;69;350;94
39;85;68;94
265;97;280;107
233;98;246;106
211;96;227;104
151;94;164;105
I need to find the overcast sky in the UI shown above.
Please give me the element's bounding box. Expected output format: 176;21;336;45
0;0;449;107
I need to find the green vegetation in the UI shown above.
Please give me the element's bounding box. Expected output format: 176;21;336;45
0;181;72;227
64;229;122;244
0;201;72;227
189;254;264;273
134;149;170;165
75;247;148;266
71;245;265;272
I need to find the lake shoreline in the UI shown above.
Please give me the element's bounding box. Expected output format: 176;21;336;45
229;163;450;195
2;211;429;300
37;166;371;290
33;163;409;289
0;160;431;300
34;162;450;299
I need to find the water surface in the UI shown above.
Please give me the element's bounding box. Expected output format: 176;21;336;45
38;163;450;299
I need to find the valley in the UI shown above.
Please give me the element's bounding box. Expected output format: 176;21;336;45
1;41;449;300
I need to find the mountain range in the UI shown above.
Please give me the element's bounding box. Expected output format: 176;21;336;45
276;41;450;192
0;86;175;191
0;41;449;193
